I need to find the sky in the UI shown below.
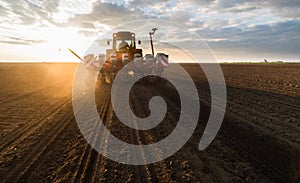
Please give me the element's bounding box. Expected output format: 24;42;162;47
0;0;299;62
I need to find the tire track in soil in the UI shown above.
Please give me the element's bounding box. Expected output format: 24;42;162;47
130;86;173;182
101;84;159;183
136;84;247;181
0;98;71;153
98;82;222;182
89;97;114;183
196;83;300;149
0;81;71;137
90;104;115;183
72;85;112;183
199;84;299;182
224;86;300;120
95;83;169;182
94;86;135;182
200;93;287;182
133;84;225;182
190;81;299;145
93;84;144;183
3;100;75;182
0;80;67;105
126;97;153;183
199;86;300;145
153;83;292;182
90;84;134;183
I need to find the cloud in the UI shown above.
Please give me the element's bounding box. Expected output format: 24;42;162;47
67;1;151;27
223;4;260;13
265;0;300;18
211;0;300;18
200;20;300;57
78;30;99;37
0;0;299;61
0;4;8;16
0;36;45;45
1;0;60;25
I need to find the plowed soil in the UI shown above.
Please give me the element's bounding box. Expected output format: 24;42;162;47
0;63;299;183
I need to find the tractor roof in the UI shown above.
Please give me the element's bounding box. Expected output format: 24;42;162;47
114;31;135;39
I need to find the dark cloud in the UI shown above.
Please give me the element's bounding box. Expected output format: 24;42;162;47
265;0;300;18
80;22;96;29
267;0;300;8
213;0;300;17
129;0;174;7
224;5;260;13
67;1;151;27
199;20;300;56
197;19;300;40
0;4;8;16
215;0;247;8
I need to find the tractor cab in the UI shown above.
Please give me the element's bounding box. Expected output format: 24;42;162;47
112;31;135;51
106;31;142;65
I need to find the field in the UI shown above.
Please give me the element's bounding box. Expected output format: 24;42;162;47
0;63;299;183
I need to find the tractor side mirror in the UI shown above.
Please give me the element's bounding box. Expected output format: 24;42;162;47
107;40;110;45
138;40;141;45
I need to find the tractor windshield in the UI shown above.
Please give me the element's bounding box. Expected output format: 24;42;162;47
116;39;133;51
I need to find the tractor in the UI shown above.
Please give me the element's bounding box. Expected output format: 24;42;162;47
99;29;168;84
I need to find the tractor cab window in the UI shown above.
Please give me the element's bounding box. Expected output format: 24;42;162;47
116;39;132;51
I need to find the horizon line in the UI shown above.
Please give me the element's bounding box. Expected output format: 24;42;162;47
0;61;299;64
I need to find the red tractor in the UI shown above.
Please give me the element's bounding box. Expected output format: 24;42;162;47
100;29;168;84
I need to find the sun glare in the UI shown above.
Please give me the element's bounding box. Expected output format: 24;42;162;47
37;27;92;62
